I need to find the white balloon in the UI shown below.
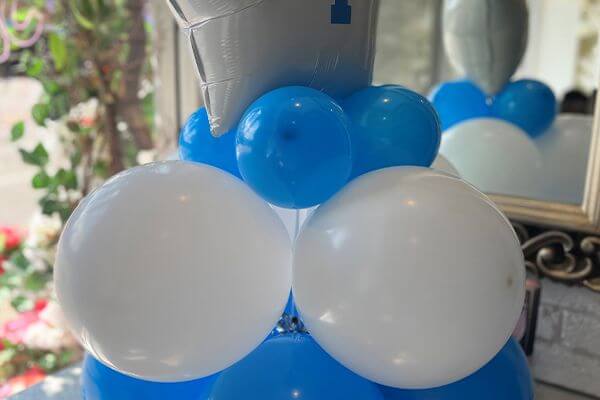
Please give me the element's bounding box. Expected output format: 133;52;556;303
55;161;292;382
432;154;460;176
535;114;593;204
169;0;380;135
443;0;529;94
440;118;543;198
293;167;525;389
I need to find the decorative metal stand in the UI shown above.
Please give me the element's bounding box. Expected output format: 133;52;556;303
514;223;600;292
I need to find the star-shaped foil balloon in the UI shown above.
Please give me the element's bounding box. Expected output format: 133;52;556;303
168;0;380;136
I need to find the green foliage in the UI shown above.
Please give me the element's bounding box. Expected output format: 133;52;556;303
31;103;49;126
10;122;25;141
19;144;49;167
48;33;68;72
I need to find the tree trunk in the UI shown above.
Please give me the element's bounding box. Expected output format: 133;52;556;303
118;0;153;150
105;101;125;174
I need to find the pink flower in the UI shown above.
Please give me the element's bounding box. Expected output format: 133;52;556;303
0;227;22;252
0;310;41;344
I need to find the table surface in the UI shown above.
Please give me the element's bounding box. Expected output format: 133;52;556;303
9;365;597;400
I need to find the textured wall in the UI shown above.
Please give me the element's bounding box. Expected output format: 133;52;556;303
533;280;600;397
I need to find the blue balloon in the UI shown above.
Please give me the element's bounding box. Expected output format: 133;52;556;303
210;334;383;400
343;85;441;178
82;355;216;400
179;108;241;178
236;86;352;209
429;79;491;131
379;338;534;400
492;79;557;137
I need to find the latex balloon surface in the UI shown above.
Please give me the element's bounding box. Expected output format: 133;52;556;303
55;161;292;382
431;154;459;176
492;79;557;137
443;0;528;94
210;334;383;400
380;338;534;399
535;114;593;204
440;118;543;198
429;79;490;131
168;0;380;135
179;107;241;178
236;86;352;209
82;355;216;400
343;85;441;178
293;167;525;389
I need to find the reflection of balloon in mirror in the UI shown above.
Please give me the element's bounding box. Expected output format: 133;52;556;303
168;0;380;135
210;334;383;400
429;79;491;131
294;167;525;389
535;114;593;204
82;355;216;400
441;118;543;198
443;0;529;95
236;86;352;209
55;162;292;382
492;79;557;137
432;154;459;176
343;85;441;178
379;338;533;400
179;108;241;178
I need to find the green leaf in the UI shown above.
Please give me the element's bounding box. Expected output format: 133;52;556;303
58;350;75;366
48;33;68;72
24;271;48;292
26;57;44;78
42;80;61;95
70;151;82;168
31;103;49;126
9;252;29;270
0;233;5;253
0;348;17;364
19;144;49;167
11;295;34;312
93;160;109;178
39;353;58;372
48;92;71;120
70;0;95;30
56;169;78;190
10;121;25;141
39;198;71;221
32;171;51;188
0;271;23;289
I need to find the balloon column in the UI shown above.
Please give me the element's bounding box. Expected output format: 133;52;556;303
53;2;531;398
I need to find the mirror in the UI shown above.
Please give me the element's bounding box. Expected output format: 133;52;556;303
374;0;600;232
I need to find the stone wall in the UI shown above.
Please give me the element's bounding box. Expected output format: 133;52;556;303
532;280;600;397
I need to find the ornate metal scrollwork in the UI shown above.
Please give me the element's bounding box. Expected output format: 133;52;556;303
515;222;600;293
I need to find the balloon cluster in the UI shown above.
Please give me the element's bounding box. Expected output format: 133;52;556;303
183;85;441;208
430;79;557;137
55;84;532;399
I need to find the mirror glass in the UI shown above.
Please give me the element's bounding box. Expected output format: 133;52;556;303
375;0;599;204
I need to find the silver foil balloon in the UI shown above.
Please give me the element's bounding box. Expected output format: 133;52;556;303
168;0;380;136
443;0;529;95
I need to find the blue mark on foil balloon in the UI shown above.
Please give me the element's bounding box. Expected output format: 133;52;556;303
331;0;351;24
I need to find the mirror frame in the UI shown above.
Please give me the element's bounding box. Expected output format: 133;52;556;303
490;90;600;234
